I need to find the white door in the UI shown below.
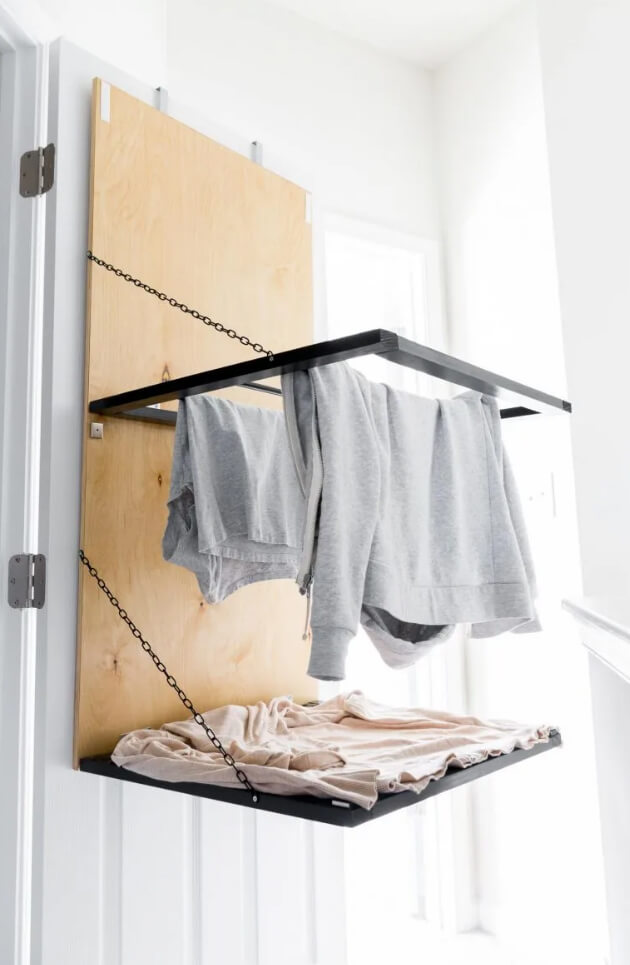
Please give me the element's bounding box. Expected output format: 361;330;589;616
0;28;345;965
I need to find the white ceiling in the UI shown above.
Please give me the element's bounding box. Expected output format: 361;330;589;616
267;0;522;67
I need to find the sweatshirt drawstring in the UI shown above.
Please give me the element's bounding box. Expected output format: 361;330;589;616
301;578;313;640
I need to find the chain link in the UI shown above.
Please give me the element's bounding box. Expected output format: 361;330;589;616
79;550;259;803
86;252;274;360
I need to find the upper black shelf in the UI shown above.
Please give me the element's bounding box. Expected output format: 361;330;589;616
89;329;572;425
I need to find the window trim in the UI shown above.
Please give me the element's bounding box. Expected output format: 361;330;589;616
318;207;478;936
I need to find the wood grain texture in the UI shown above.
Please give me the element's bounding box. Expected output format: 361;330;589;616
75;79;316;761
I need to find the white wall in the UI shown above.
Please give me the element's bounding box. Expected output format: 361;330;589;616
31;0;166;84
166;0;439;239
32;0;440;242
33;0;440;345
537;2;630;961
434;2;564;391
434;4;607;962
537;0;630;600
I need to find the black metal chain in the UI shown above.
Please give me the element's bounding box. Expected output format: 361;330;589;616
79;550;259;803
86;252;274;360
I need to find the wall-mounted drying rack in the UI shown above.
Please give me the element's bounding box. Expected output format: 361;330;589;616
82;326;570;825
88;328;572;426
79;82;570;828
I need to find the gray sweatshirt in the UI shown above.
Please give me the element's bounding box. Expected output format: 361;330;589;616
163;395;305;602
282;363;540;681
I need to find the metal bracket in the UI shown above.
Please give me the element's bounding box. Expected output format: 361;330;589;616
8;554;46;609
20;144;55;197
156;86;169;113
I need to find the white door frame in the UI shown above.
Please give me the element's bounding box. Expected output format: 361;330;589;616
0;4;57;964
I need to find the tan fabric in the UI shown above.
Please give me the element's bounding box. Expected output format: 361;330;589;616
111;692;552;810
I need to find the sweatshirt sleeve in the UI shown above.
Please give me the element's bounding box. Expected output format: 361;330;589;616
304;366;381;681
502;449;542;633
471;396;541;637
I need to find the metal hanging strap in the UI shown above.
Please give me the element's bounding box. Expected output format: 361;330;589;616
79;551;259;804
86;252;274;359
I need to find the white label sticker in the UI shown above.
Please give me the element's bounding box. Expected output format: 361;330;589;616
100;82;110;123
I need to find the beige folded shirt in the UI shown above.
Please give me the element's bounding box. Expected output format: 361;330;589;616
112;691;552;810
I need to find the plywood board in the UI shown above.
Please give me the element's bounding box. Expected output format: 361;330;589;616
76;80;316;761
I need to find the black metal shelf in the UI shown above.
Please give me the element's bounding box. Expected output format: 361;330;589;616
80;729;561;828
89;329;572;426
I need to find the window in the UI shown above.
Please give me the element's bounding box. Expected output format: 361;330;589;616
322;215;488;963
322;214;606;965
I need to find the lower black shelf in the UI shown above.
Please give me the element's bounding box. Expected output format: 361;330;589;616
80;729;561;828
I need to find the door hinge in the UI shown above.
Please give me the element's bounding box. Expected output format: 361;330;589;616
19;144;55;197
8;554;46;609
